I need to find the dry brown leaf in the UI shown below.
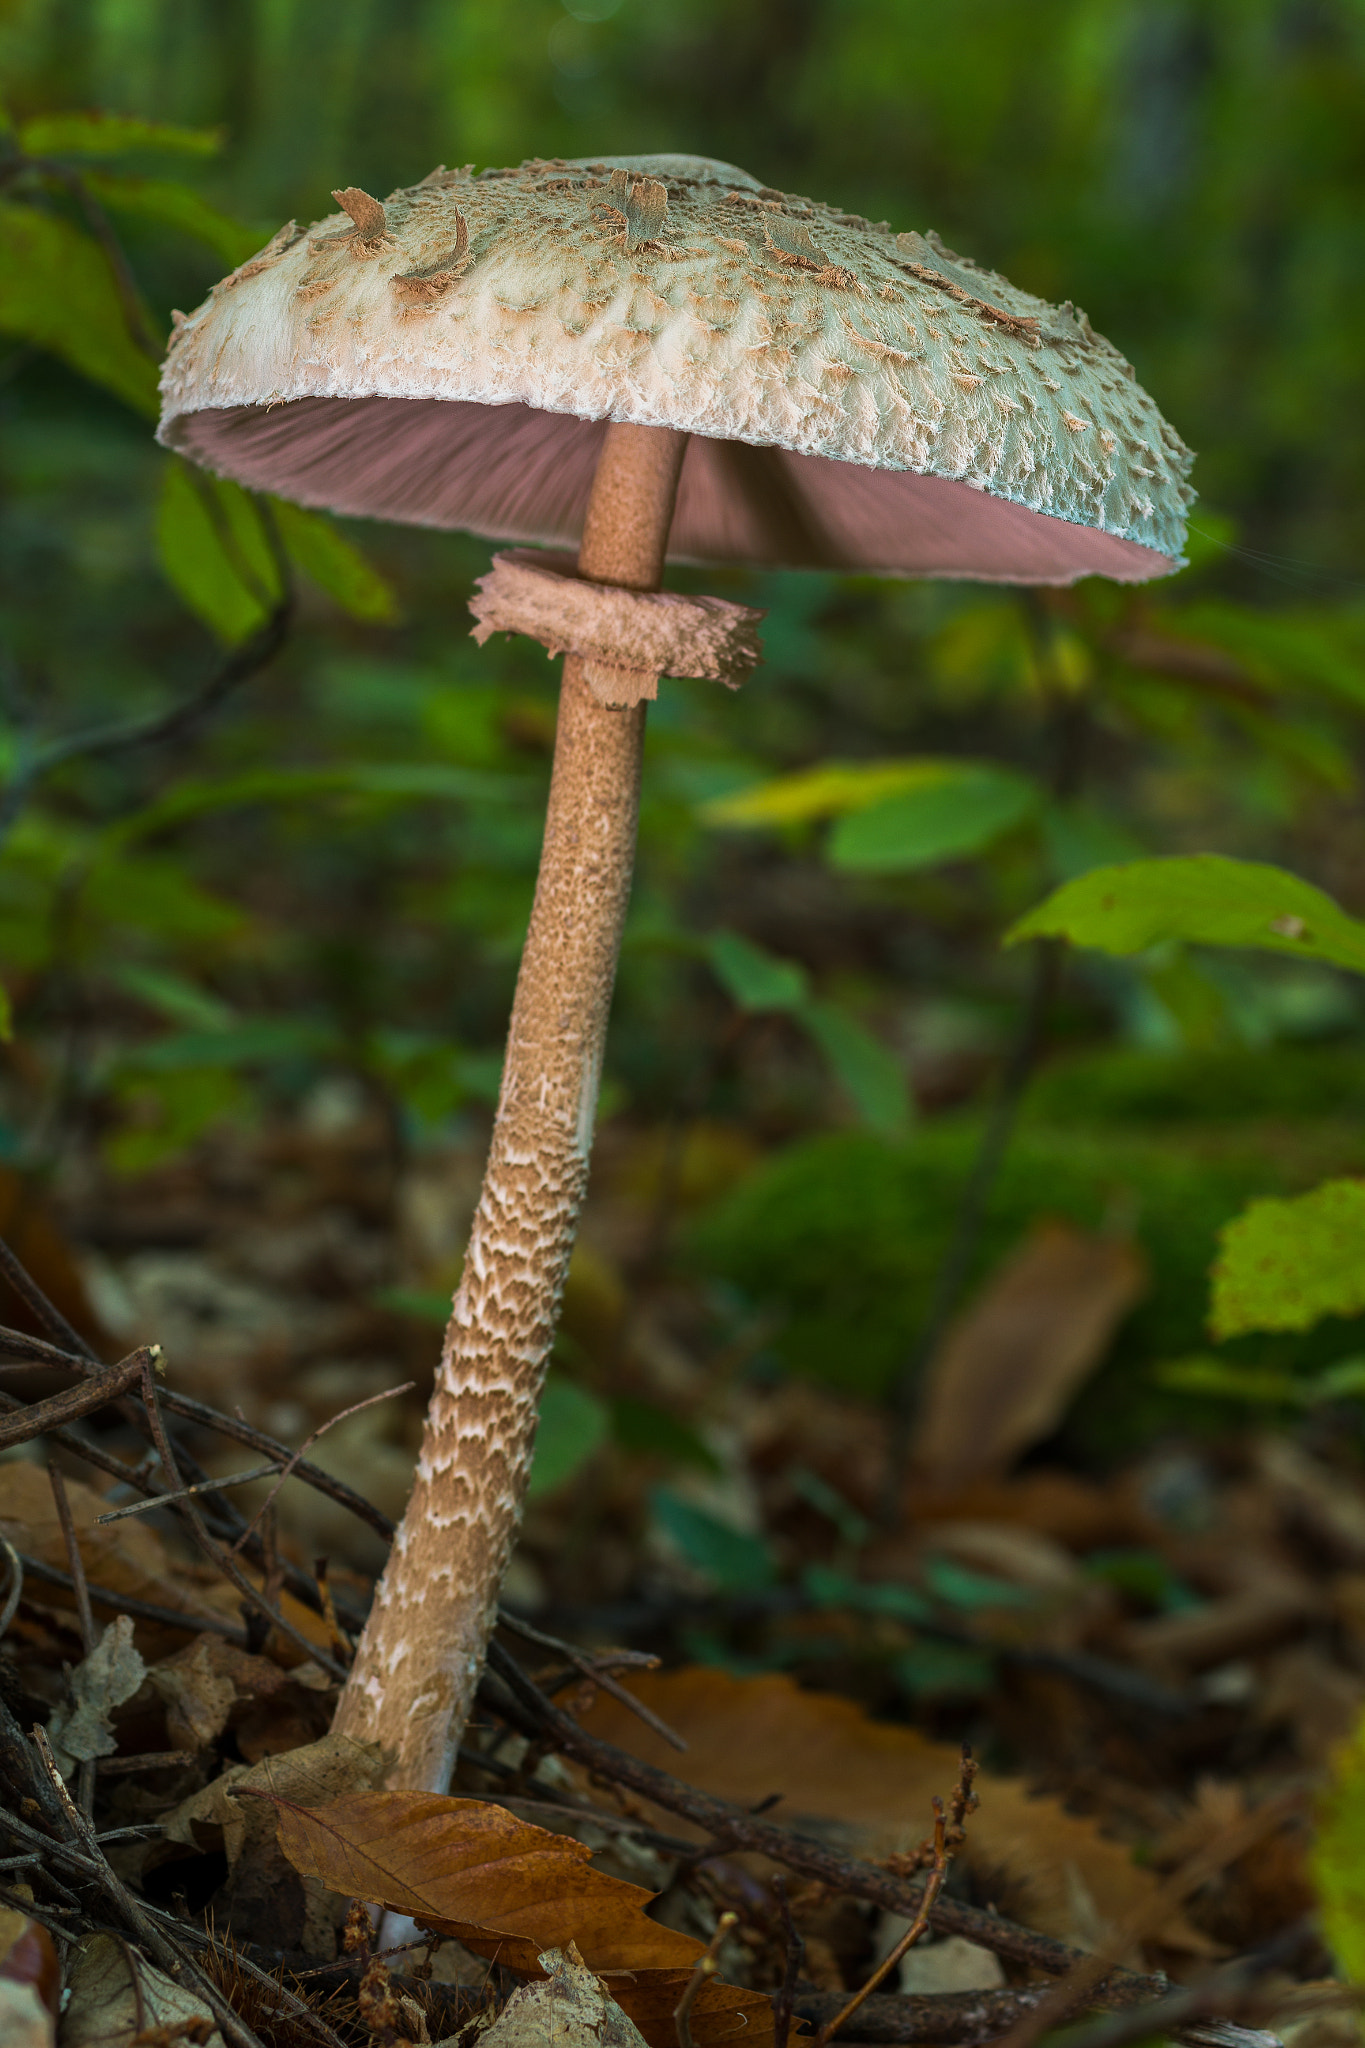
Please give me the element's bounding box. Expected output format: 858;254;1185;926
149;1634;303;1750
259;1788;773;2047
47;1613;145;1774
60;1930;222;2048
0;1463;243;1647
159;1730;385;1955
911;1222;1148;1486
574;1666;1212;1956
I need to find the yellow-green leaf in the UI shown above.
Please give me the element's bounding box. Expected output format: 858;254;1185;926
1008;855;1365;974
1312;1708;1365;1979
0;198;159;415
703;758;960;827
1209;1179;1365;1340
17;110;224;159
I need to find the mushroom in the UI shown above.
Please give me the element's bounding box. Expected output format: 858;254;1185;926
158;151;1194;1790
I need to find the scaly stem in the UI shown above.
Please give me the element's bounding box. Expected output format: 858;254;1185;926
333;423;688;1789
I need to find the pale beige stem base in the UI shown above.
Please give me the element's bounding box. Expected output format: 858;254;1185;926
332;423;687;1790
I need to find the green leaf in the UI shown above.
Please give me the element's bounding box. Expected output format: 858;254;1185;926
1153;1355;1306;1405
17;111;224;158
803;1565;933;1623
111;964;235;1031
1312;1709;1365;1979
1209;1178;1365;1339
0;981;12;1044
0;197;159;414
649;1486;778;1593
894;1641;995;1699
922;1556;1038;1610
703;758;955;827
156;460;282;643
82;171;261;266
706;930;808;1012
800;999;910;1134
1008;856;1365;974
609;1396;721;1473
110;761;517;849
526;1377;610;1498
829;763;1039;873
271;501;400;624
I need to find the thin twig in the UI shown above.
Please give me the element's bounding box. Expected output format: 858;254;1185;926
96;1462;283;1524
96;1750;198;1776
47;1458;97;1814
0;1236;97;1359
0;1346;150;1450
482;1642;1170;2006
30;1724;268;2048
139;1903;353;2048
13;1548;250;1644
990;1789;1306;2048
675;1911;737;2048
0;1539;23;1637
772;1878;804;2048
131;1352;347;1682
496;1608;683;1751
228;1380;414;1556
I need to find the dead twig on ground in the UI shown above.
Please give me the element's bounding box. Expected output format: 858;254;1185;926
817;1752;978;2048
772;1878;804;2048
496;1608;684;1751
0;1537;23;1637
674;1910;737;2048
482;1642;1170;2006
227;1380;413;1556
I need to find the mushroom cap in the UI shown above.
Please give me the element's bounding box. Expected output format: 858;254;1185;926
158;153;1194;585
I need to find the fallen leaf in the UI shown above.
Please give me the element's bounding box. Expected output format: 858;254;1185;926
0;1462;242;1648
47;1614;146;1775
149;1633;303;1750
0;1980;53;2048
60;1930;222;2048
911;1222;1148;1486
574;1666;1211;1956
476;1943;649;2048
159;1730;385;1955
259;1787;772;2046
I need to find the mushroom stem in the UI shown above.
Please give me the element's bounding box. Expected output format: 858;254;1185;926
332;422;689;1790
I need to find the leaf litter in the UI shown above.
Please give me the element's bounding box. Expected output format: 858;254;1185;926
0;1109;1358;2048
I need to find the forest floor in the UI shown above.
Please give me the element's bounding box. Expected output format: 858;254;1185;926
0;1094;1360;2048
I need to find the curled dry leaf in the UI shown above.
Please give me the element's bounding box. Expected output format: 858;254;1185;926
911;1222;1148;1488
60;1931;222;2048
47;1613;146;1774
257;1787;773;2047
575;1667;1212;1957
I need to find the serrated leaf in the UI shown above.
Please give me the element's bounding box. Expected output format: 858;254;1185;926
1008;855;1365;974
271;500;400;624
254;1789;771;2048
1209;1178;1365;1339
829;763;1039;872
82;170;261;265
800;997;910;1134
156;460;282;642
17;110;224;158
706;930;807;1012
0;198;159;414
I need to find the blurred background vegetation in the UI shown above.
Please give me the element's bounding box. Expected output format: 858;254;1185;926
2;0;1365;1610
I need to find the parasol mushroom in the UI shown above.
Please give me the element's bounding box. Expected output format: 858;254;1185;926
158;152;1194;1791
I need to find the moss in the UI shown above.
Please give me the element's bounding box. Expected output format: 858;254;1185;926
689;1095;1365;1458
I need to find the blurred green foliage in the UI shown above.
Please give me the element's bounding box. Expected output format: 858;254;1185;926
0;1;1363;1470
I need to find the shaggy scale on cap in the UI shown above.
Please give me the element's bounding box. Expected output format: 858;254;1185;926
159;150;1194;585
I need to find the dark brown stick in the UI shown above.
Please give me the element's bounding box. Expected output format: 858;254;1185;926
12;1547;250;1644
483;1643;1169;2006
0;1347;150;1449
